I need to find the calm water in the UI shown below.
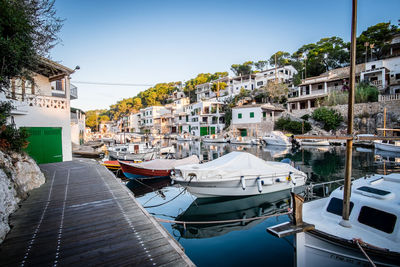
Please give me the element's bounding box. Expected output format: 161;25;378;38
124;141;400;267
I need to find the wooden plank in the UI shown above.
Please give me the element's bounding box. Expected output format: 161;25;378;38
0;160;193;266
267;221;314;238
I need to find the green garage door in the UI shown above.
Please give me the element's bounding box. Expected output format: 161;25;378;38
200;127;208;136
23;127;63;164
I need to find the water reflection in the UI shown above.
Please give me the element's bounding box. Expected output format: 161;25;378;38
125;141;398;267
173;189;293;239
126;177;171;197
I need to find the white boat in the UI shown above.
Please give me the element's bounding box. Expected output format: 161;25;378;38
171;152;307;197
108;143;158;161
300;139;330;146
159;145;175;155
262;131;291;147
230;136;253;145
202;134;229;143
374;140;400;153
177;133;192;141
297;173;400;267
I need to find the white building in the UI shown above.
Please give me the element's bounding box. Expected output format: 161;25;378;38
195;65;297;102
139;106;171;134
0;58;78;164
231;103;284;137
70;108;86;146
127;112;141;133
187;100;226;136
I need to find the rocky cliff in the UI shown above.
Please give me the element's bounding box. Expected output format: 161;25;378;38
0;151;45;243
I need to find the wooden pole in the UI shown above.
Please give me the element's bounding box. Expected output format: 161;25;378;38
340;0;357;228
291;192;304;226
383;107;387;137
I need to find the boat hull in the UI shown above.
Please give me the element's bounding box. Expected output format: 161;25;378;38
119;161;171;179
296;230;400;267
374;142;400;153
174;178;305;197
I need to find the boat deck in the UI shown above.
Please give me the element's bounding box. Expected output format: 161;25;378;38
0;159;193;266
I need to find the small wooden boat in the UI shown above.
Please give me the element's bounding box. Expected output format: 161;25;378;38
230;136;253;145
101;160;141;171
119;155;199;179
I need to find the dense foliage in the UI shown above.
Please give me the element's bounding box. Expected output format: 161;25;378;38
0;0;63;91
85;109;110;130
0;102;29;152
274;117;311;134
324;82;379;106
312;107;343;131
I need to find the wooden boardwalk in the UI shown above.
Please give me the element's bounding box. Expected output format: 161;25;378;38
0;160;194;266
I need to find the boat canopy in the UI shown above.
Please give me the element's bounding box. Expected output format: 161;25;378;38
175;152;303;180
122;155;199;170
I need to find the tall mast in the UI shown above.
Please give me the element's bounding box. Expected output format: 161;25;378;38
340;0;357;228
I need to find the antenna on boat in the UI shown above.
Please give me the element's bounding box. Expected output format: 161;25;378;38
340;0;357;229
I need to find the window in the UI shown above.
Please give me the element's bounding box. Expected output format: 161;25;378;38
257;81;263;86
263;112;266;118
244;85;247;88
371;65;376;69
285;70;288;74
238;113;242;119
334;83;338;87
358;206;397;233
318;84;323;89
357;186;390;196
179;116;182;120
396;73;400;80
326;197;354;216
250;112;254;118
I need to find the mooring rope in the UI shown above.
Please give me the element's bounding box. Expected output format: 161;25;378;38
143;188;187;208
353;238;377;267
156;209;292;229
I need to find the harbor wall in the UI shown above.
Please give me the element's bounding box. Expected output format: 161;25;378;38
0;151;45;244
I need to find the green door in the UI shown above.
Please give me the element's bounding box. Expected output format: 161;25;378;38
23;127;63;164
210;127;216;134
240;129;247;137
200;127;209;136
179;126;183;133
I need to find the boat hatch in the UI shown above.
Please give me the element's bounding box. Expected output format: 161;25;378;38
358;206;397;234
326;197;354;216
355;186;394;200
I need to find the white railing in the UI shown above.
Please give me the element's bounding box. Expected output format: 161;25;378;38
5;91;67;110
378;93;400;102
289;90;327;100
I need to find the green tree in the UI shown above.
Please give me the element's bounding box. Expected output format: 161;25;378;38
269;51;291;67
0;0;63;90
85;109;109;130
356;22;400;61
0;102;29;151
230;61;254;76
254;60;268;71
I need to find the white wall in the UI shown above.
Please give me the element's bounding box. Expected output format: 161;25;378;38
232;107;262;125
13;105;72;161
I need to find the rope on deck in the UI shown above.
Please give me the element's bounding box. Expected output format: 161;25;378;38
156;209;292;230
353;238;377;267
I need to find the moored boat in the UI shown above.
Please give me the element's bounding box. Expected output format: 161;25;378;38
300;139;330;146
230;136;253;145
171;152;307;197
202;134;229;143
119;155;200;179
297;173;400;266
262;131;291;147
374;140;400;153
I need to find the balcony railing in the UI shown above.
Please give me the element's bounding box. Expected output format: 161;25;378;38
378;93;400;102
70;85;78;99
370;80;383;89
4;91;68;110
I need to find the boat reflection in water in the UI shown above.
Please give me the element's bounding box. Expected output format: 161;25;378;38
126;177;171;197
173;189;301;239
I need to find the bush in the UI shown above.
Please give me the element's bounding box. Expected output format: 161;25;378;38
274;117;311;134
301;114;310;121
0;102;30;152
355;81;379;103
312;107;343;131
325;91;348;106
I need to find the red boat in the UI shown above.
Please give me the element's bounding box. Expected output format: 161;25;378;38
119;156;199;179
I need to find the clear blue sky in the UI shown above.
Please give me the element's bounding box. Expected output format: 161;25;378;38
51;0;400;111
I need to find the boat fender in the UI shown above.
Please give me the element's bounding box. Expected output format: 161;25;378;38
256;177;262;193
241;176;246;190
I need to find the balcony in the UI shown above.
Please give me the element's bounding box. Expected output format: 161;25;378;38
3;91;68;113
70;84;78;99
370;80;383;89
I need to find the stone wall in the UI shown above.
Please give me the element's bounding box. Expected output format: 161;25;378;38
0;151;45;243
290;100;400;134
